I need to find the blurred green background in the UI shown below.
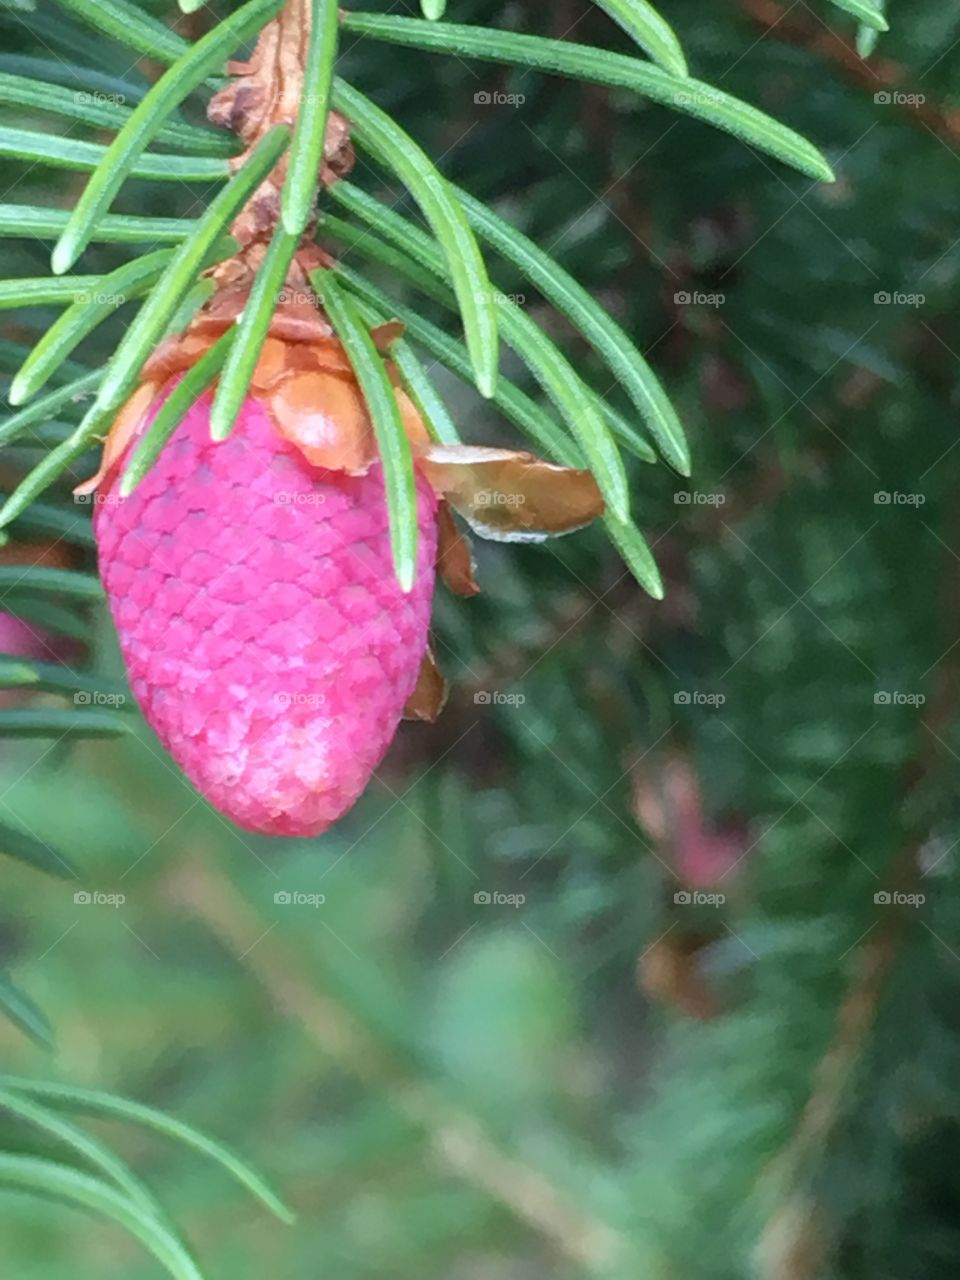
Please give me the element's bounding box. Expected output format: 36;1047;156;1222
3;0;960;1276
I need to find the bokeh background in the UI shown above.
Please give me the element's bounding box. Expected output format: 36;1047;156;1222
2;0;960;1276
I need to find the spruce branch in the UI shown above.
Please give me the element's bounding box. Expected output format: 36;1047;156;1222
51;0;287;274
0;973;53;1047
0;0;835;593
330;180;690;474
338;13;836;183
824;0;888;30
332;79;499;399
0;72;238;154
53;0;193;67
314;268;420;590
0;1077;295;1223
316;197;632;521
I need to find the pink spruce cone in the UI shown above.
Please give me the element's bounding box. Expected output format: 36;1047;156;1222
94;390;438;837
